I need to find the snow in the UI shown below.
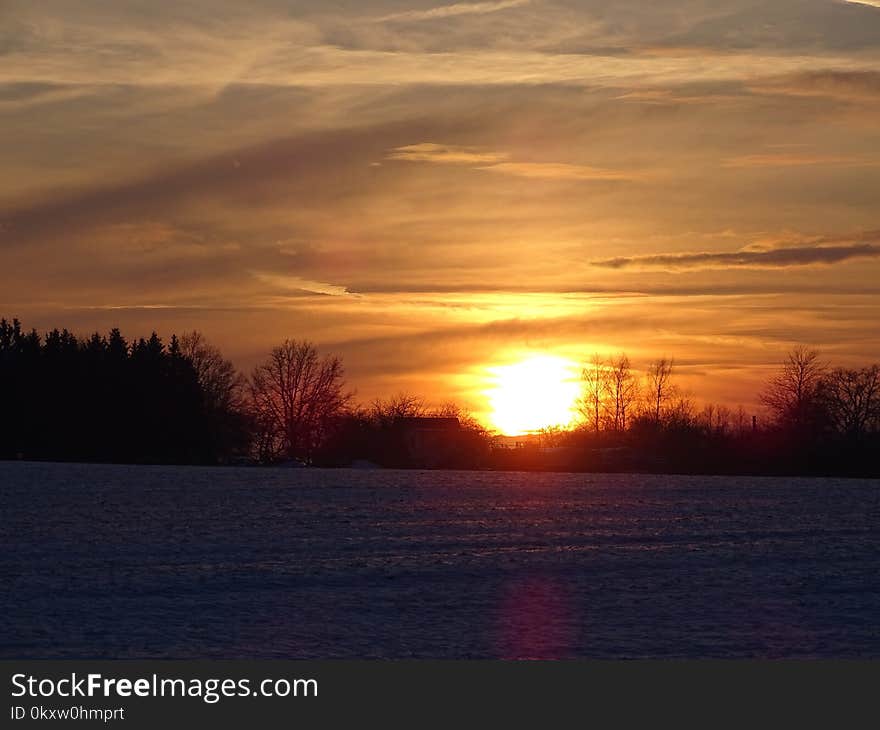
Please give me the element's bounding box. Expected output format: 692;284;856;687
2;462;878;658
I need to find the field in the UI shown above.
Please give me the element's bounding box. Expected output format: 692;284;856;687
2;462;878;658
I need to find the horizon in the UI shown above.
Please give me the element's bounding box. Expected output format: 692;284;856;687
3;314;874;438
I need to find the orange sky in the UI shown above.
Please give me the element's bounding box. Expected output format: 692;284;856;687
2;0;880;424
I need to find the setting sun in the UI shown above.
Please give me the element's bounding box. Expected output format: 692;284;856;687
486;355;581;436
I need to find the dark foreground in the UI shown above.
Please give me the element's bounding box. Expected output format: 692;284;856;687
1;462;878;658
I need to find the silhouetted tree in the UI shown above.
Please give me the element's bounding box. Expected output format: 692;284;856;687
646;357;676;424
179;331;244;412
760;346;825;433
817;365;880;440
0;318;247;464
178;330;249;458
431;401;485;432
248;339;350;462
578;353;608;435
606;354;638;432
430;401;492;467
3;316;877;476
700;403;732;436
369;392;426;427
668;395;696;428
733;405;750;437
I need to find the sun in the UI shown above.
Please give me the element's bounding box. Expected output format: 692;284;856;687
486;355;581;436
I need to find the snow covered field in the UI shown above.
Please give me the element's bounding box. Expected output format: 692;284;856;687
2;462;878;658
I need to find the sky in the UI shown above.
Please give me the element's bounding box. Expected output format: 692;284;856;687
2;0;879;423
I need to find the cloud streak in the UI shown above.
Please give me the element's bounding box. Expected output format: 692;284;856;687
480;162;639;181
388;144;638;181
387;143;509;164
592;242;880;271
377;0;531;23
722;153;878;168
250;272;356;298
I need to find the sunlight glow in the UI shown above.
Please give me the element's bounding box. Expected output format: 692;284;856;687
486;355;581;435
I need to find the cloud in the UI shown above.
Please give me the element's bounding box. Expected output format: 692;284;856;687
480;161;639;181
5;7;879;92
843;0;880;8
749;70;880;102
592;241;880;271
722;153;877;168
658;0;880;52
0;83;99;111
388;144;638;181
377;0;531;23
250;271;356;297
387;143;509;164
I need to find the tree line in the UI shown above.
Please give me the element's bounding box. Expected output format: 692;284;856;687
0;319;487;468
0;319;248;464
556;346;880;476
1;317;877;475
575;346;879;443
548;346;879;476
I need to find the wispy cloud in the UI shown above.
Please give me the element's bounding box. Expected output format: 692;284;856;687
387;143;509;164
722;153;877;168
250;272;356;297
843;0;880;8
377;0;531;23
388;144;638;181
592;242;880;271
480;162;638;181
4;0;880;412
750;70;880;102
0;83;99;111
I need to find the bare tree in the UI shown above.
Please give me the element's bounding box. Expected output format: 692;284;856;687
818;365;880;439
760;346;825;430
369;392;426;427
537;425;567;448
578;353;608;435
734;405;749;437
606;354;638;432
249;340;350;462
700;403;716;433
646;357;676;424
432;401;487;434
700;403;731;435
179;331;244;412
667;395;695;427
